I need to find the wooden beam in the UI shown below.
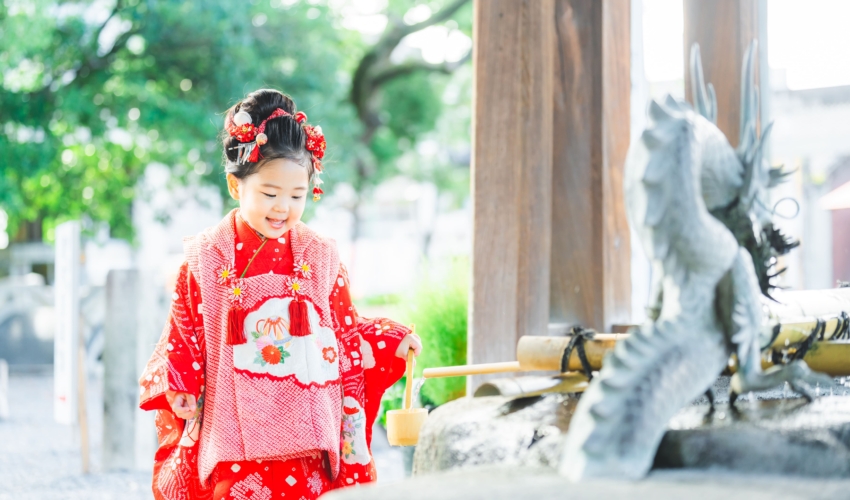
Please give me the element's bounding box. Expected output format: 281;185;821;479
470;0;555;387
684;0;759;147
549;0;631;332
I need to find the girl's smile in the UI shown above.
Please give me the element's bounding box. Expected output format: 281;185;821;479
226;158;310;239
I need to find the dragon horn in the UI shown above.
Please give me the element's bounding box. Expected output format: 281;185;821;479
738;40;759;155
689;44;717;123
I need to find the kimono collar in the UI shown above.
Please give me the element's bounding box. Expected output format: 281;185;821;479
210;209;318;267
233;212;268;246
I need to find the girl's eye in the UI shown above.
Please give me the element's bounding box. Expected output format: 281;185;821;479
263;193;276;198
292;196;304;200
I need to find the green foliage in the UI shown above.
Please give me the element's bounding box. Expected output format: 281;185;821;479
0;0;361;240
376;72;443;151
378;258;469;426
1;0;472;243
408;258;469;406
343;0;472;208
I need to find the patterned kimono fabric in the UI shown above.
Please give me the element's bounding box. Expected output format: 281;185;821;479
140;210;409;500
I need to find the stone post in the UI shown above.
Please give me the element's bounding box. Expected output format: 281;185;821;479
0;359;9;420
54;220;81;424
103;269;140;470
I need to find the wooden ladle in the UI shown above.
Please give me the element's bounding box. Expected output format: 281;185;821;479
385;346;428;447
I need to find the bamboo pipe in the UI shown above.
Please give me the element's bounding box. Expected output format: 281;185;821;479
759;341;850;377
767;315;849;349
794;342;850;376
770;288;850;319
422;334;626;379
516;333;625;372
421;315;850;380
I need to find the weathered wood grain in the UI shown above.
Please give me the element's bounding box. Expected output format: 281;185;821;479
549;0;631;332
684;0;759;147
470;0;555;389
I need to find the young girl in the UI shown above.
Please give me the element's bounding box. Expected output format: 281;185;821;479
139;89;422;500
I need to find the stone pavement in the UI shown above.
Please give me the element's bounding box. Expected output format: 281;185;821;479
0;370;152;500
323;466;850;500
0;370;407;499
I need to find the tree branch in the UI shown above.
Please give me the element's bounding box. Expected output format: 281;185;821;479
350;0;471;125
371;50;471;87
92;0;125;53
391;0;470;42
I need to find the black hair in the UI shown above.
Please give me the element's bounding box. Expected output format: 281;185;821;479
221;89;314;179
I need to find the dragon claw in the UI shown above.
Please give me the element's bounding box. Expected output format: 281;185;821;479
789;381;816;402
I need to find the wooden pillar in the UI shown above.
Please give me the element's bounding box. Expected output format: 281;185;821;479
549;0;631;332
684;0;759;147
469;0;554;386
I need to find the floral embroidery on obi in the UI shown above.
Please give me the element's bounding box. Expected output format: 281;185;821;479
232;297;340;385
340;396;371;466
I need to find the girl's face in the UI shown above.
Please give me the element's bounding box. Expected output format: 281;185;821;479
226;158;309;239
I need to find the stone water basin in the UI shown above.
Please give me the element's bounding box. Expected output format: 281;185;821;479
413;379;850;478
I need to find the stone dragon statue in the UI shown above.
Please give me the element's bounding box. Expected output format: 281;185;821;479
559;42;832;481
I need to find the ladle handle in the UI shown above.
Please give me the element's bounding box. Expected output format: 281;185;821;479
403;348;415;411
422;361;522;379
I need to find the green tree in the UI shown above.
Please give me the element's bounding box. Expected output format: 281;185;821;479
0;0;472;244
0;0;359;241
344;0;472;240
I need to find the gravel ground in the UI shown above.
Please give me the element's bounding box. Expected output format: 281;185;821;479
0;370;406;499
0;370;152;500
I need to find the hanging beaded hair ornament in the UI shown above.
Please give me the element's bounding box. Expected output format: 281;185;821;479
227;107;327;201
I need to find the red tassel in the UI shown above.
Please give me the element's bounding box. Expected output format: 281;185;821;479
289;298;312;337
248;144;260;163
227;307;247;345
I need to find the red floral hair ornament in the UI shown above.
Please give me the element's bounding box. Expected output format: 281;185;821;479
227;108;289;164
296;112;327;202
227;106;327;201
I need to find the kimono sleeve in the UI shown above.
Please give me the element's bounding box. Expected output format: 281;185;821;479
139;262;206;411
331;264;410;433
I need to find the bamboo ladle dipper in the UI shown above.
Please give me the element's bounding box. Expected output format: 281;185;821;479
385;327;428;447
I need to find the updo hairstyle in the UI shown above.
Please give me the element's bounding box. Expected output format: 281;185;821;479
221;89;315;180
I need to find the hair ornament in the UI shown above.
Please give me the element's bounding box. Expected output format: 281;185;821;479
303;125;326;159
226;103;327;201
232;110;252;126
300;120;326;201
227;107;289;164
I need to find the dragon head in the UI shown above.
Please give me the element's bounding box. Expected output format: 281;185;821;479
690;42;799;298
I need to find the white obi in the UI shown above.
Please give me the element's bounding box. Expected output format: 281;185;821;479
233;297;340;385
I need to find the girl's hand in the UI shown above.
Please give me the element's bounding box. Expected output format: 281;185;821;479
395;333;423;359
166;390;197;420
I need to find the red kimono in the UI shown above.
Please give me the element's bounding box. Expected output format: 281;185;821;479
139;210;409;500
